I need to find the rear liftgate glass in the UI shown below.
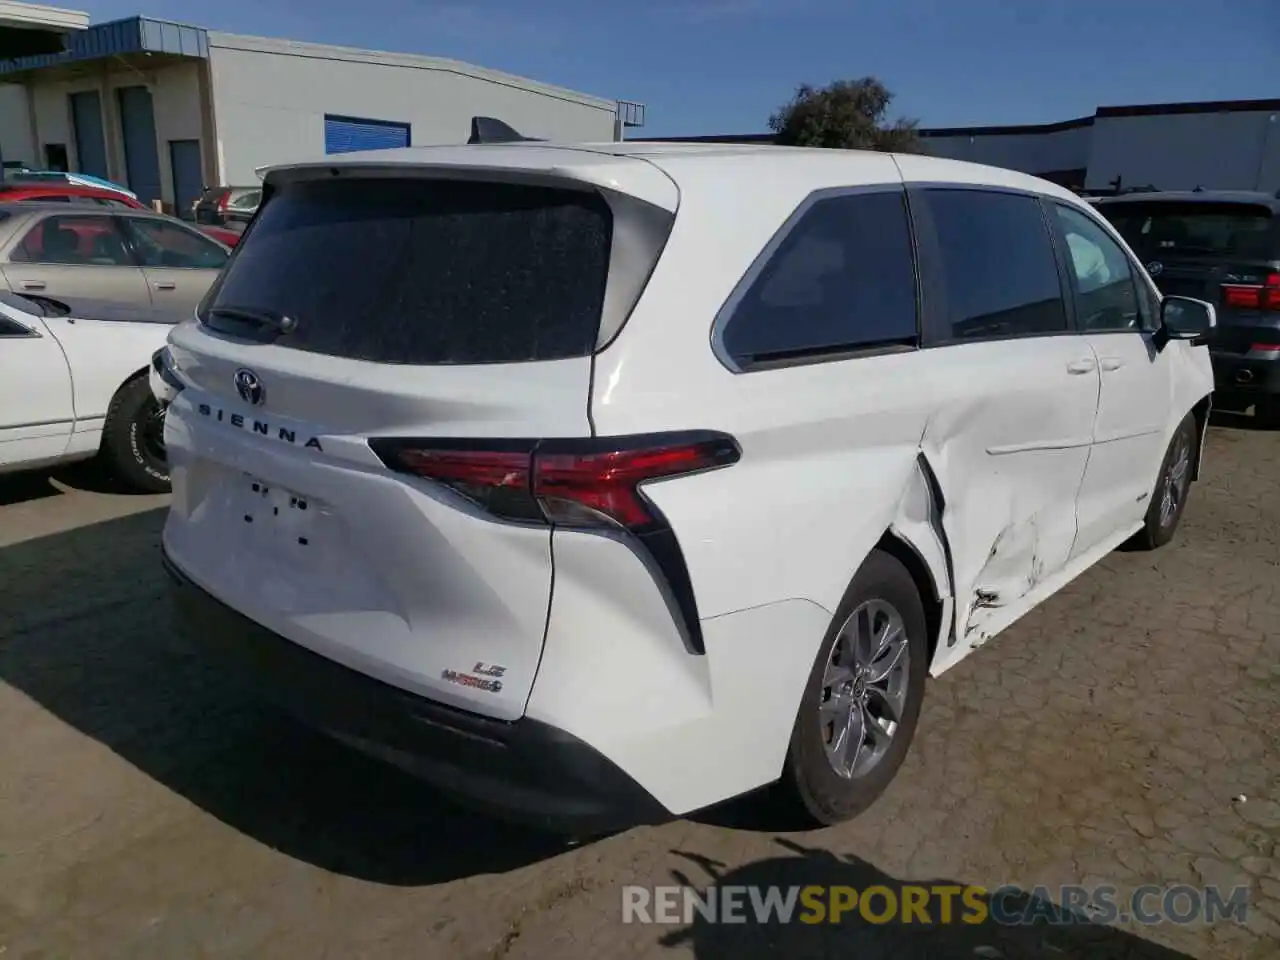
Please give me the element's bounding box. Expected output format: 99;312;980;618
370;433;741;655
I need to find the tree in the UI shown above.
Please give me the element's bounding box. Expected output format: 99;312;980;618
768;77;924;153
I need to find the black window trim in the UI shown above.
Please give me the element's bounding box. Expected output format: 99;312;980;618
1045;198;1158;338
710;182;923;375
7;212;139;269
908;181;1078;348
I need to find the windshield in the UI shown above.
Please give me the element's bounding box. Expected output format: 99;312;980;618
1097;202;1277;260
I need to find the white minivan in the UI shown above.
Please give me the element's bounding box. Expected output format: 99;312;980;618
156;137;1215;834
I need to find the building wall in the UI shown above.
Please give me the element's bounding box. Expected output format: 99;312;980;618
206;33;619;184
1085;110;1280;193
17;60;204;204
922;124;1091;178
0;81;36;165
148;60;204;202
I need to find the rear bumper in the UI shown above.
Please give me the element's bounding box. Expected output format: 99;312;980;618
1210;352;1280;407
160;546;671;836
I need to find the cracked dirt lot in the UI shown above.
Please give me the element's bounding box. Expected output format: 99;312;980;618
1;415;1278;960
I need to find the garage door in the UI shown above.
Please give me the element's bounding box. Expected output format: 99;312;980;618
323;115;411;154
117;86;162;206
70;91;109;180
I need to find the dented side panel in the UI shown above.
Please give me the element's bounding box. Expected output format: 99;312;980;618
920;338;1100;655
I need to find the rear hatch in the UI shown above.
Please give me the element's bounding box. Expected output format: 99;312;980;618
1097;198;1280;354
162;155;677;720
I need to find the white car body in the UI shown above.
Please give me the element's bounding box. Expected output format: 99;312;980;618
158;142;1215;833
0;294;175;475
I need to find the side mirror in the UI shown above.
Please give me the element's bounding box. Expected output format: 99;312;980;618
1158;296;1216;345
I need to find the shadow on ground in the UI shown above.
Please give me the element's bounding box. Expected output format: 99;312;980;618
0;509;571;886
0;462;144;506
656;838;1203;960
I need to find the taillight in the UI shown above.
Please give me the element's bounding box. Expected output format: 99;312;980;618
1221;273;1280;311
534;436;740;530
1250;344;1280;355
369;432;741;656
217;192;230;212
370;432;740;531
390;445;541;522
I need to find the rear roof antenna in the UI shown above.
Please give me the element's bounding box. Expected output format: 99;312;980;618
467;116;546;144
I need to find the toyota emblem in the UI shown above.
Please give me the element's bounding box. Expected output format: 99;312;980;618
234;368;265;406
1147;261;1164;277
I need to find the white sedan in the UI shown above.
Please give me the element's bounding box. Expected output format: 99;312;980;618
0;292;185;492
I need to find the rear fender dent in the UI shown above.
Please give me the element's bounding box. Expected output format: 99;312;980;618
886;452;956;672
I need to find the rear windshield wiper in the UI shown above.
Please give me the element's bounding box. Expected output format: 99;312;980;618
206;306;298;335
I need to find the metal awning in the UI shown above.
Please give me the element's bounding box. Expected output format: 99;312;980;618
0;1;87;59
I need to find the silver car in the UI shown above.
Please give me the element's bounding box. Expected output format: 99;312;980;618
0;203;230;316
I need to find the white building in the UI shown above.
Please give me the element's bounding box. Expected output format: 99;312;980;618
0;15;645;212
647;98;1280;196
920;99;1280;195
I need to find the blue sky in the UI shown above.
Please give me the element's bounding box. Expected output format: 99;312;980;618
73;0;1279;137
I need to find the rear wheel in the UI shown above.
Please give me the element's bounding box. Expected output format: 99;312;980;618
99;376;170;494
1127;413;1196;551
781;550;929;826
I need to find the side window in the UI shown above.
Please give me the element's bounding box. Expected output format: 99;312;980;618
122;218;229;269
0;315;32;336
919;188;1068;341
9;215;133;266
1053;204;1144;332
719;190;918;368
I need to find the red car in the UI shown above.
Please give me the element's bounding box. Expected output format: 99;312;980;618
0;181;241;247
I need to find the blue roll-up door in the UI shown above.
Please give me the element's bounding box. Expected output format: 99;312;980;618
117;86;162;206
323;115;411;154
169;139;203;219
69;91;109;180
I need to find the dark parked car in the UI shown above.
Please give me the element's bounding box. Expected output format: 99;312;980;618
192;185;260;227
1093;190;1280;425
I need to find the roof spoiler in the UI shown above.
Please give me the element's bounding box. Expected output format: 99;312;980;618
467;116;546;144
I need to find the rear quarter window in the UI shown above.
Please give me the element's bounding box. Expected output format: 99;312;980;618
718;189;919;370
203;177;613;365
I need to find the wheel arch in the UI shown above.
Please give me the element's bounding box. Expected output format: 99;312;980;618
1189;393;1211;482
879;453;955;670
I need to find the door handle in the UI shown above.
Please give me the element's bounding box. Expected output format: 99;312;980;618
1100;357;1125;372
153;282;176;290
20;280;45;290
1066;358;1097;374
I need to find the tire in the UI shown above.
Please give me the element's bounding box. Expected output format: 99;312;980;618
1126;413;1196;551
780;550;929;826
99;375;170;494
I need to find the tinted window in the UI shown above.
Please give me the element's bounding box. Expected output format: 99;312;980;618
23;194;71;203
1098;201;1277;259
123;219;229;269
10;215;133;266
1054;204;1143;332
920;189;1067;341
203;178;613;365
720;191;917;367
228;189;260;211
